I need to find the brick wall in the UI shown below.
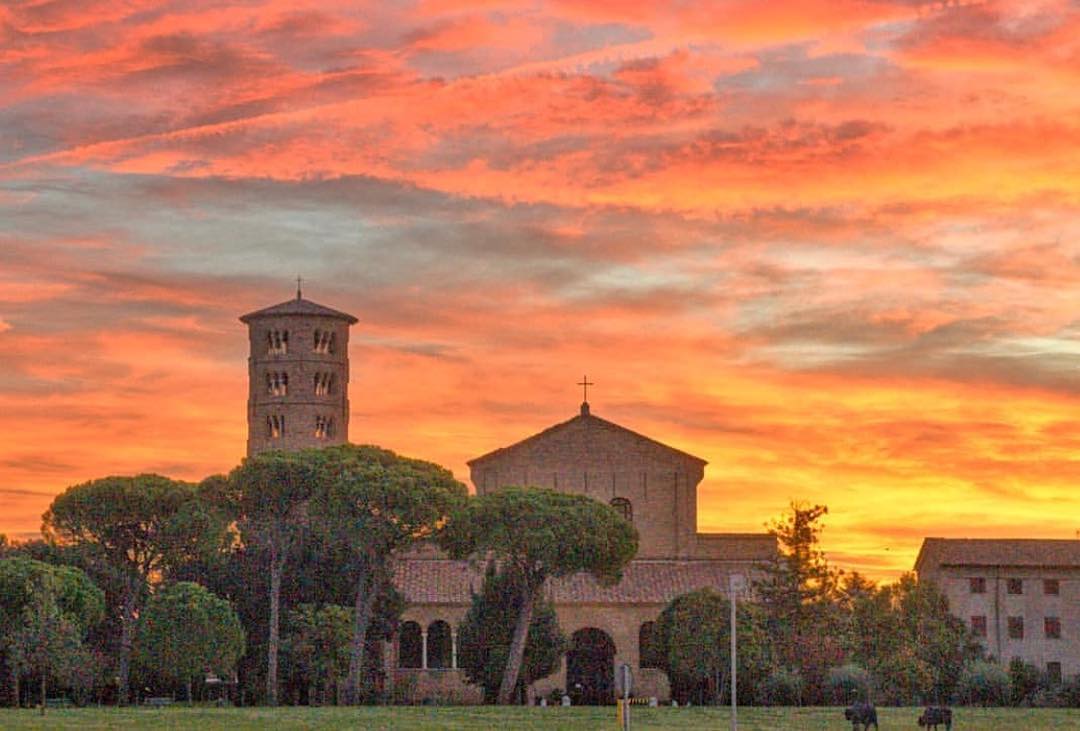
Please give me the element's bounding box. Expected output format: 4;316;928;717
470;413;705;559
245;314;352;455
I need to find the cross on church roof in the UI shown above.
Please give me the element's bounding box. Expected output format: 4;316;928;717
578;375;596;403
296;275;303;300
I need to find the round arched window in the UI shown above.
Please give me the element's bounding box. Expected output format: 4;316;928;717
610;497;632;524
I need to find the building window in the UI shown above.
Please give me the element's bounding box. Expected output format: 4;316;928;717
314;415;334;439
313;329;335;354
267;414;285;439
1044;579;1060;596
1007;578;1023;595
971;616;987;637
314;372;335;396
1047;662;1062;685
399;621;422;669
639;621;662;669
427;621;452;669
1045;617;1061;639
610;497;632;524
1007;616;1024;640
969;577;986;594
266;371;288;396
267;330;289;355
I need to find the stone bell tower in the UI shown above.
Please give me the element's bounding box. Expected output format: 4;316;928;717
240;285;358;456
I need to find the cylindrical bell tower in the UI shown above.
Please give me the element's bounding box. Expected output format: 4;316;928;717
240;289;358;456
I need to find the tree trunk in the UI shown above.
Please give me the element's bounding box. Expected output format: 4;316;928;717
39;674;45;716
497;582;537;705
11;664;19;708
187;678;193;705
266;546;283;706
118;580;137;705
343;559;379;705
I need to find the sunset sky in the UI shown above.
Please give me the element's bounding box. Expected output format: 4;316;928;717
1;0;1078;579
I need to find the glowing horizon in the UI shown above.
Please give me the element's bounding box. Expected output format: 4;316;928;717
1;0;1078;580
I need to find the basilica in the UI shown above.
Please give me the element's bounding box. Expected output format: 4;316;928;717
240;291;776;703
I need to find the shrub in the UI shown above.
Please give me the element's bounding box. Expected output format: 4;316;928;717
958;661;1010;706
1060;674;1080;708
827;663;871;704
1008;658;1041;706
758;668;803;706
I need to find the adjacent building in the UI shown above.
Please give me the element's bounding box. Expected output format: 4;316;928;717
915;538;1080;682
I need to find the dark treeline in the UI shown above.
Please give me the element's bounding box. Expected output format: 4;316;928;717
652;503;1080;708
2;456;1078;709
0;444;636;708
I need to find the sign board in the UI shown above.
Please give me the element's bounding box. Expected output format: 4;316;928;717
615;663;633;696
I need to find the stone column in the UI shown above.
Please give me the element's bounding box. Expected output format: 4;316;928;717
382;639;395;695
421;630;428;670
451;629;458;670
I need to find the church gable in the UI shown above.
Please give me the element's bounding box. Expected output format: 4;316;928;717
468;405;706;478
467;405;706;559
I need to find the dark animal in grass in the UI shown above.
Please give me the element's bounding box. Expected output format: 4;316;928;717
844;702;879;730
918;706;953;730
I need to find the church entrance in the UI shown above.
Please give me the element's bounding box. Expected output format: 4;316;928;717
566;628;615;705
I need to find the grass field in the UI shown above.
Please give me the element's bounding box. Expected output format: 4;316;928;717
1;705;1079;730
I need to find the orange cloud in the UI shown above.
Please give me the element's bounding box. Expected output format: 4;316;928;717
1;0;1078;581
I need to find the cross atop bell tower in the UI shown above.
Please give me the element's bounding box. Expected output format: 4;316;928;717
239;289;358;456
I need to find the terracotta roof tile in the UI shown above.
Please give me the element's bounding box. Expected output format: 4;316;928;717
393;558;764;606
916;538;1080;572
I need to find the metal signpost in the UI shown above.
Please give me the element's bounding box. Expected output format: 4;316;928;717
730;574;744;731
617;662;633;730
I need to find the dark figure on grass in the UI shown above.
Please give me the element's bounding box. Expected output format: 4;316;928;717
918;706;953;730
844;702;879;731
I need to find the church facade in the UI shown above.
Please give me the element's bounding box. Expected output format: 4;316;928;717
241;293;777;703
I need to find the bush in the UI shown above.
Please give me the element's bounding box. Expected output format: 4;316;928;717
1060;674;1080;708
757;668;803;706
1008;658;1041;706
827;663;871;704
958;661;1010;706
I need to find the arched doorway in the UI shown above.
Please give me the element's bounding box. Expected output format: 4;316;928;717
566;627;615;705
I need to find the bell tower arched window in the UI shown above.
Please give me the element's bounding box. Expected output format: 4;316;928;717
610;497;632;524
267;414;285;439
314;372;335;396
313;329;335;354
314;415;334;439
266;330;288;355
266;372;288;396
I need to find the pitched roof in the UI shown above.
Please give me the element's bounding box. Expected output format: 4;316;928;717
467;404;707;468
239;296;358;324
393;557;764;606
916;538;1080;572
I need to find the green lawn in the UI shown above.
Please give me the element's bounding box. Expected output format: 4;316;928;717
1;705;1078;729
